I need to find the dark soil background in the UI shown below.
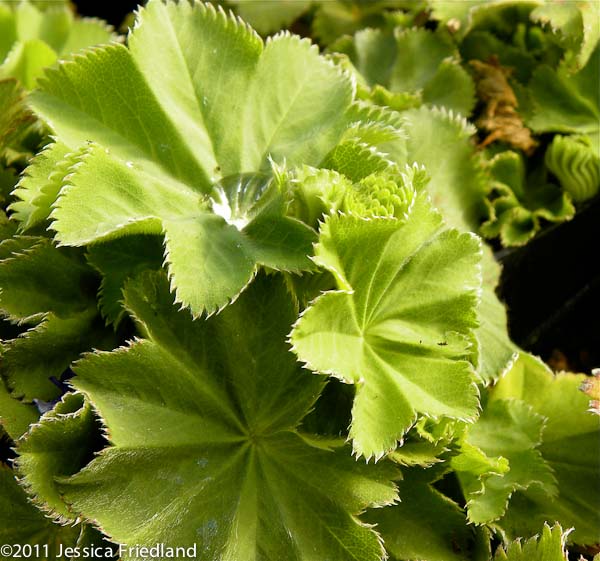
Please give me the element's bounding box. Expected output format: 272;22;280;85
74;0;141;27
498;196;600;373
73;0;600;374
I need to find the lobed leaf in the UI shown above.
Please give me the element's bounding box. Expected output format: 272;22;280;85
454;398;557;524
56;271;399;560
28;0;359;316
291;186;481;459
491;353;600;545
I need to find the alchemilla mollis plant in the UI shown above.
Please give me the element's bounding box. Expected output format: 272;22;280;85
0;1;599;561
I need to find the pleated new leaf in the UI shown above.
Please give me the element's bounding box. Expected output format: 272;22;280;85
27;0;361;316
9;141;75;229
291;181;481;459
57;271;399;561
545;134;600;202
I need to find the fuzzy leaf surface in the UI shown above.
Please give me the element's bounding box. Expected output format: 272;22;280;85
29;0;356;315
291;189;481;458
58;272;398;561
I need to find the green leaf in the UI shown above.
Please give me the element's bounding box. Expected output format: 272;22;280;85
333;27;397;88
391;105;515;382
335;27;475;115
59;18;115;57
57;271;399;560
531;1;600;70
493;523;569;561
0;464;113;561
86;234;164;325
291;184;481;459
491;353;600;545
366;467;488;561
0;78;33;155
322;140;395;182
29;0;357;316
0;377;38;441
474;270;518;385
390;28;455;92
311;0;422;46
287;166;351;228
388;439;449;468
401;106;485;232
454;398;557;524
228;0;311;35
0;4;17;61
527;43;599;145
422;58;477;117
9;141;73;229
481;150;575;247
0;38;57;89
0;0;115;94
0;236;116;400
0;237;95;321
16;392;101;520
2;308;115;401
430;1;540;40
